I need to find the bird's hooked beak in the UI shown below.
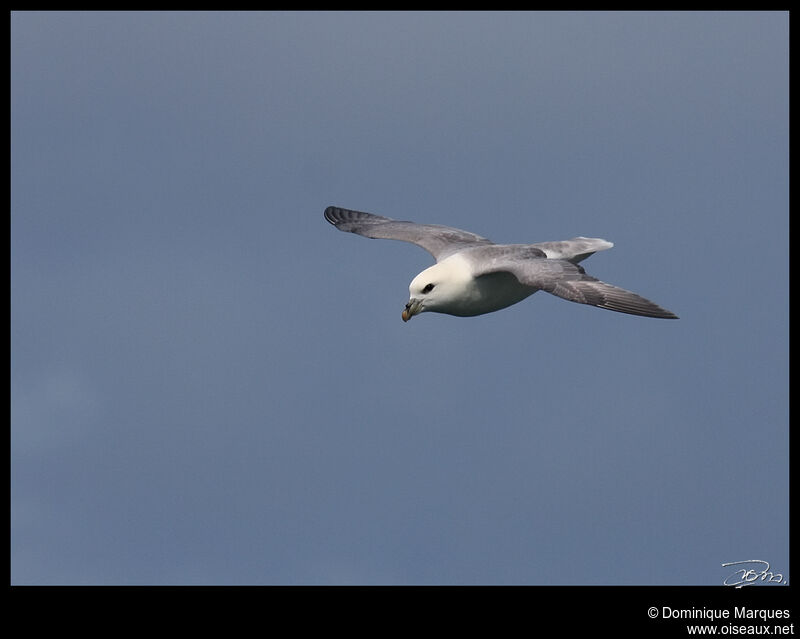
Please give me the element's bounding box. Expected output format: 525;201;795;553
402;298;423;322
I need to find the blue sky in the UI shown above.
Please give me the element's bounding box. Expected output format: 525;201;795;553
11;11;788;585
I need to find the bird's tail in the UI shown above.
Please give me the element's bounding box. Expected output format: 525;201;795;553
529;237;614;264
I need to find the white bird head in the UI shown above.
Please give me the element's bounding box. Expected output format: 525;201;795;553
402;257;472;321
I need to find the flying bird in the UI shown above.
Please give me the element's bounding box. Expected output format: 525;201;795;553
324;206;678;322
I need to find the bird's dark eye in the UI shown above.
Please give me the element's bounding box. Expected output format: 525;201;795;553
422;283;435;294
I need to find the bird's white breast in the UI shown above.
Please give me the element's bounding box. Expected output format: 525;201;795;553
425;253;536;317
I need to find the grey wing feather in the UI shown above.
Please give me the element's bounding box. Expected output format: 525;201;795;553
325;206;494;260
547;276;679;318
491;257;679;319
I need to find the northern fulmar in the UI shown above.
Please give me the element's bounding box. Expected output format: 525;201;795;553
325;206;678;322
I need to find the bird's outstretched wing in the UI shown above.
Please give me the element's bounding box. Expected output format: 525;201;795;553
476;255;679;319
324;206;494;261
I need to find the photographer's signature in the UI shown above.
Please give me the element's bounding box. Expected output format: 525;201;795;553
722;560;788;587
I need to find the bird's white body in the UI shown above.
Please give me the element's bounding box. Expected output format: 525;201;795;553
409;253;536;317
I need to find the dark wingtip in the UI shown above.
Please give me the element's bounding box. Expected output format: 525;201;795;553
324;206;340;224
650;308;679;319
654;306;679;319
324;206;366;226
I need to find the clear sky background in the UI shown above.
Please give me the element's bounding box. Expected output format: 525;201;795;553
11;11;788;585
